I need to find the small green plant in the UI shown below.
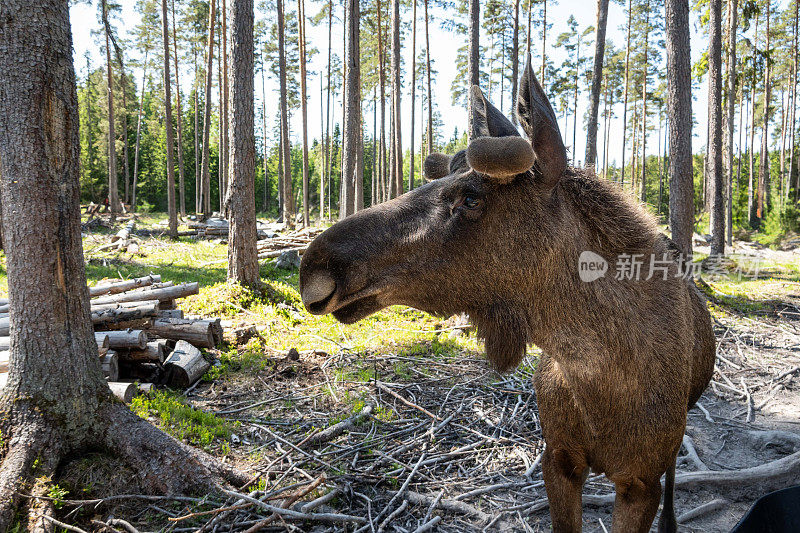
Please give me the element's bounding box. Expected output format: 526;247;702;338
131;390;235;447
48;484;68;509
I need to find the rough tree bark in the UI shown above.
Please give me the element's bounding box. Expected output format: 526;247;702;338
172;0;187;218
132;48;148;212
200;0;216;215
585;0;609;169
391;0;403;197
102;0;120;219
467;0;479;143
424;0;433;157
324;0;332;215
708;0;724;255
277;0;294;227
409;0;417;191
226;0;259;286
341;0;361;218
723;0;738;246
378;0;387;202
220;0;229;214
0;2;246;529
639;2;650;202
666;0;694;255
620;0;633;188
162;0;178;237
298;0;310;225
756;0;771;224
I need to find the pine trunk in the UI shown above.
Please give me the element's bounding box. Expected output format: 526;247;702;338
341;0;361;218
391;0;403;197
277;0;294;227
103;0;120;218
409;0;417;191
723;0;738;246
162;0;178;237
200;0;216;215
172;0;187;218
227;0;259;286
425;0;433;156
665;0;695;255
298;0;310;224
585;0;609;168
620;0;633;188
133;49;148;212
756;0;771;223
708;0;724;255
467;0;479;143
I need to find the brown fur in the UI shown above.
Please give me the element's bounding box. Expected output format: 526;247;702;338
299;59;715;533
423;152;451;181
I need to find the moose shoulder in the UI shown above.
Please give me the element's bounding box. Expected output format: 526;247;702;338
299;59;715;533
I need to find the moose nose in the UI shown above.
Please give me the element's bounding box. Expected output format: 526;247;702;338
301;271;337;313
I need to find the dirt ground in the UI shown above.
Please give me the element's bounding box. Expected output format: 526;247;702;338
47;224;800;532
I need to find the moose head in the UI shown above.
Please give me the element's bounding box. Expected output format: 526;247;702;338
299;59;576;372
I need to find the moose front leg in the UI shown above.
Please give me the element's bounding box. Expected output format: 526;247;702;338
610;474;662;533
542;446;588;533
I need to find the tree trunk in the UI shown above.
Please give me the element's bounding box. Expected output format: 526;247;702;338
391;0;403;196
640;3;650;203
227;0;259;286
378;0;387;202
277;0;294;227
723;0;738;247
748;22;756;226
409;0;417;190
541;0;547;82
325;0;333;217
120;72;131;207
0;3;246;529
467;0;480;143
103;0;120;219
585;0;609;169
708;0;724;255
132;49;148;213
756;0;771;224
194;45;200;213
200;0;216;215
511;0;520;127
424;0;433;157
172;0;187;218
341;0;361;218
666;0;694;255
220;0;229;214
260;49;270;213
162;0;178;237
298;0;310;225
791;0;799;201
620;0;633;188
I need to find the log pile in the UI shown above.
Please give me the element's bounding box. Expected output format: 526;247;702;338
187;216;279;240
0;274;222;401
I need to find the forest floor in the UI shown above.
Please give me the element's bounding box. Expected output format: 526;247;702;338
3;213;800;532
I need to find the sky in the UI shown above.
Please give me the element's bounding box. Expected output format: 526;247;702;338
68;0;717;170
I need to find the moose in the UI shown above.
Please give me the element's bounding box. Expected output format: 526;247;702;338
299;60;715;532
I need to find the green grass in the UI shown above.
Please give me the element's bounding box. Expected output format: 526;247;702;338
130;390;236;448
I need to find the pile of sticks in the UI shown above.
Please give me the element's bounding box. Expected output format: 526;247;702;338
0;274;223;401
257;227;323;260
186;217;279;240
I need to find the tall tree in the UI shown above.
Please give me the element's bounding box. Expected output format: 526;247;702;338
708;0;724;255
220;0;229;213
341;0;362;217
277;0;294;226
102;0;121;218
511;0;521;126
409;0;417;190
620;0;633;188
467;0;479;143
791;0;798;201
200;0;216;214
324;0;333;216
585;0;610;169
391;0;403;196
0;2;247;528
756;0;771;223
162;0;178;236
227;0;259;285
424;0;433;157
723;0;738;246
172;0;187;217
298;0;310;224
666;0;694;255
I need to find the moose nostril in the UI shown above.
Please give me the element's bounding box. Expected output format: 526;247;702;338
301;272;337;310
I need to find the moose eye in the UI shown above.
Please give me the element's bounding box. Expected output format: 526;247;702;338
463;195;482;210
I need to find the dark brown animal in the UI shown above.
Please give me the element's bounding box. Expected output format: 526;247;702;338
299;60;715;532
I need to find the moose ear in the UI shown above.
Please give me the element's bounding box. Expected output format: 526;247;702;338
423;153;452;181
515;57;567;187
469;85;520;139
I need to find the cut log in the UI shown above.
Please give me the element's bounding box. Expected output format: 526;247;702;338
99;329;147;350
157;309;185;319
0;304;8;314
0;317;8;336
120;340;167;363
101;351;119;381
111;221;135;243
119;361;163;383
0;338;9;351
0;350;7;372
258;246;308;259
95;333;110;350
164;340;210;388
91;300;160;327
91;282;199;305
108;381;137;403
89;274;161;297
150;318;216;348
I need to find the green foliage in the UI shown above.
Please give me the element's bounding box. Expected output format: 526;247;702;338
131;390;235;447
47;484;69;509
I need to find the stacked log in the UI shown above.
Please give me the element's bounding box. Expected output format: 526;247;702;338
0;275;223;402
